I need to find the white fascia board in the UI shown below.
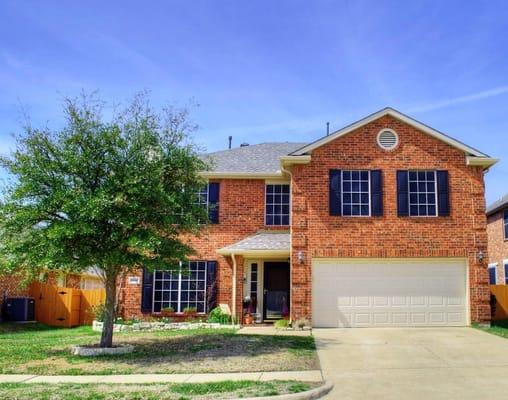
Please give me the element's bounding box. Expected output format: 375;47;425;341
465;156;499;168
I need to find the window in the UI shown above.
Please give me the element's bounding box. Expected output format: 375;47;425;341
504;261;508;285
488;263;497;285
408;171;437;216
342;170;370;216
504;209;508;240
266;184;290;225
250;263;258;298
153;261;207;313
196;184;209;211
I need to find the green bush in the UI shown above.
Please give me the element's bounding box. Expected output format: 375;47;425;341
274;319;289;329
90;303;106;322
161;306;175;313
208;307;230;324
183;306;197;314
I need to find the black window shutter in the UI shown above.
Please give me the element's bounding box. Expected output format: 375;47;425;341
141;267;154;313
208;183;220;224
370;170;383;216
437;170;450;216
329;169;342;216
397;170;409;217
206;261;218;312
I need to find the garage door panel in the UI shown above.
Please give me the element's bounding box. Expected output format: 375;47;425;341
312;259;467;328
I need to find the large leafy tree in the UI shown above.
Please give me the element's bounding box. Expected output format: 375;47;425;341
0;94;209;347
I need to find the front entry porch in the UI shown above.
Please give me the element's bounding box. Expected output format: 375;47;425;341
217;231;291;324
244;260;290;323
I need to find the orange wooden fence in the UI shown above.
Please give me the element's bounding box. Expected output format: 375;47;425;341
491;285;508;321
29;282;105;327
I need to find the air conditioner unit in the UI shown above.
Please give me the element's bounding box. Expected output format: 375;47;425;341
4;297;35;322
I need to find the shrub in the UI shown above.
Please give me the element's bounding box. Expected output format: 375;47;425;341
183;306;197;314
90;303;106;322
208;307;230;324
161;306;175;313
274;319;289;329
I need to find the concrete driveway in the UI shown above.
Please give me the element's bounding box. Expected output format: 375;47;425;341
314;327;508;400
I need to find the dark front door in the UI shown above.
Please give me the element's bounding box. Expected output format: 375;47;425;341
263;262;290;320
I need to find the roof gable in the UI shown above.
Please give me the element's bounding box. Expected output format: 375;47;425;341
290;107;490;159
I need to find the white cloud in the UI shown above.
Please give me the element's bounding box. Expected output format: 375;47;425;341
408;85;508;113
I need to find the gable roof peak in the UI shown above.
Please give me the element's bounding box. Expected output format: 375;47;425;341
289;107;492;161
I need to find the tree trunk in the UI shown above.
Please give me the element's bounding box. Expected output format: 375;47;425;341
100;273;118;348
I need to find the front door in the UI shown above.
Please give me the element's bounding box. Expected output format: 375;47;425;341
263;262;290;320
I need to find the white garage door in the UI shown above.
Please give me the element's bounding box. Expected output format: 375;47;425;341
312;259;467;327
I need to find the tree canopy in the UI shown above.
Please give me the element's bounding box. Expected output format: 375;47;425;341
0;93;210;346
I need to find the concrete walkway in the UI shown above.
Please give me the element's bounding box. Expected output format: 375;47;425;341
314;327;508;400
0;370;323;384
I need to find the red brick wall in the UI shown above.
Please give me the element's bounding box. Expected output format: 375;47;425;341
0;275;30;313
119;179;283;319
290;115;490;324
487;210;508;283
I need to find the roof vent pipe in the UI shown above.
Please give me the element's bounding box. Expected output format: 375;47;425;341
228;136;232;149
326;122;330;136
240;142;249;147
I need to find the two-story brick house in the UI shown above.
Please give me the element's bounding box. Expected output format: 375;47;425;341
487;195;508;285
117;107;497;327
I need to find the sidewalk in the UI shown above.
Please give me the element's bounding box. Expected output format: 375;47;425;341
0;370;323;384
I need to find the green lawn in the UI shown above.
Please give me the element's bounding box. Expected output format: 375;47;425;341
474;319;508;339
0;381;318;400
0;323;319;375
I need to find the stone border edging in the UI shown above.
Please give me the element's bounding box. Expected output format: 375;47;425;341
71;344;135;356
239;381;333;400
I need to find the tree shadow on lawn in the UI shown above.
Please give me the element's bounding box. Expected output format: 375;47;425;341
55;332;319;374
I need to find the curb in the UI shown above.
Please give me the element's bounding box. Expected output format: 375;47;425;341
239;380;333;400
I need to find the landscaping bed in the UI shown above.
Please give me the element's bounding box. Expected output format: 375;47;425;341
0;323;319;375
0;381;320;400
92;320;240;333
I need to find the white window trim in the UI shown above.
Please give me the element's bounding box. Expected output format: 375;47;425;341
407;170;439;217
488;263;498;285
341;170;371;217
264;183;290;226
151;261;208;314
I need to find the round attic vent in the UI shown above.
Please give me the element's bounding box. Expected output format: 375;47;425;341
377;129;398;150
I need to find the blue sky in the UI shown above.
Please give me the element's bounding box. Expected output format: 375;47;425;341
0;0;507;204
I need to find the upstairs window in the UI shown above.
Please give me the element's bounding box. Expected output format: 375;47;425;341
266;184;290;225
342;170;370;216
504;209;508;240
196;185;209;211
408;171;437;216
194;183;220;224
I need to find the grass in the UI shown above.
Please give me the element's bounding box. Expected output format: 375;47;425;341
0;323;319;375
473;318;508;339
0;380;317;400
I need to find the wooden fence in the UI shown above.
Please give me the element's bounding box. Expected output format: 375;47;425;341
491;285;508;321
29;282;105;327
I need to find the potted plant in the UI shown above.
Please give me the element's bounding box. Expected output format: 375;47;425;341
160;306;174;317
243;296;254;325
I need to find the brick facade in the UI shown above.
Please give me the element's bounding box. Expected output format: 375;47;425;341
0;274;30;312
118;114;491;325
290;115;489;323
487;210;508;283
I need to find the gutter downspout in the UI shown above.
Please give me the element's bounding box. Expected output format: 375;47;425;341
280;163;293;323
231;253;237;321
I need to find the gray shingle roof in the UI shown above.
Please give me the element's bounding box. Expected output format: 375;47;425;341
202;142;306;174
219;231;290;253
487;194;508;216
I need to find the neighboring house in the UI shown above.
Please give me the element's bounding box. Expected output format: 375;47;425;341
117;107;497;328
487;194;508;285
